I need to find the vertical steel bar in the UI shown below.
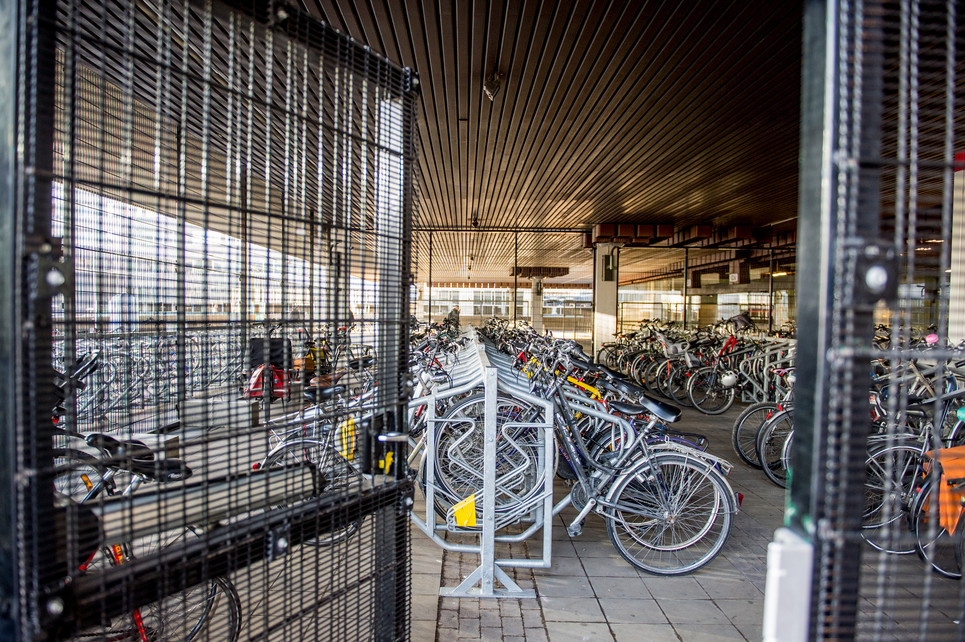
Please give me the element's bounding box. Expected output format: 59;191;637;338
768;250;775;333
481;365;498;594
0;0;18;635
427;232;432;321
683;248;689;328
513;231;518;324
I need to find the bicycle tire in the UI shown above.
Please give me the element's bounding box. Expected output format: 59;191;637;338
52;448;105;502
605;453;735;575
756;410;793;488
730;402;778;469
862;443;922;554
687;367;736;415
642;359;664;395
910;478;962;578
139;573;242;642
666;366;693;407
630;353;654;385
262;439;363;546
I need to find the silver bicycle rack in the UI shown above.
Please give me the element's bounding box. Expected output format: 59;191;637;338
738;336;796;403
409;329;555;598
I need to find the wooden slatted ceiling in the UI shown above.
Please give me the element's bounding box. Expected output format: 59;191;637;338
413;231;592;285
301;0;804;284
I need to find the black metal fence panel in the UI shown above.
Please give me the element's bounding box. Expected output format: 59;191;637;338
793;0;964;638
6;0;417;639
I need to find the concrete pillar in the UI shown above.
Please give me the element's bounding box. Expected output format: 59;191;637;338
951;168;965;342
698;294;718;327
531;277;544;333
592;243;620;359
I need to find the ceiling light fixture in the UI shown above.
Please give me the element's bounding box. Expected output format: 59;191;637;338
483;72;503;101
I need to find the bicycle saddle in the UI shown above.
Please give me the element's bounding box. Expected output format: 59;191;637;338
128;457;192;483
570;355;599;372
347;356;375;370
605;380;682;423
86;433;154;462
303;384;346;402
609;398;682;423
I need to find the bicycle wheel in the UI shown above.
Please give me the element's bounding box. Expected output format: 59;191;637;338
74;524;242;641
605;453;735;575
262;438;363;545
52;448;105;502
862;444;922;554
598;345;620;369
910;478;962;578
630;353;654;385
666;366;693;407
756;410;793;488
133;574;242;642
687;367;736;415
642;359;664;395
731;402;778;469
654;361;676;400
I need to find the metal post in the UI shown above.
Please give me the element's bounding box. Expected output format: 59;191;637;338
683;248;689;328
481;366;497;594
428;232;432;321
768;249;775;333
513;231;518;324
767;1;887;638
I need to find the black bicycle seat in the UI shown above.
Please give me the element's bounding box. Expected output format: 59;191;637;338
86;433;154;462
347;356;375;370
302;385;346;402
609;401;649;416
636;395;681;423
599;365;624;380
129;458;192;483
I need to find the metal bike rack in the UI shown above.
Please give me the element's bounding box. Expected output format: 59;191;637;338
409;329;554;598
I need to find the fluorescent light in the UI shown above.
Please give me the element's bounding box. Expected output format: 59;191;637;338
771;271;789;277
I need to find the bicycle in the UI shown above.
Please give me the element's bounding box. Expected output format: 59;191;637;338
487;333;738;575
53;434;242;641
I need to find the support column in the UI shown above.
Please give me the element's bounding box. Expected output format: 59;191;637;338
950;167;965;342
592;243;620;359
697;295;718;327
531;277;544;333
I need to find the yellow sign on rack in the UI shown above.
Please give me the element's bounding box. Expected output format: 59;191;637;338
451;494;477;527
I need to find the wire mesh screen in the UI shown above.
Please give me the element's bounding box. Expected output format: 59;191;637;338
792;0;964;638
14;0;417;639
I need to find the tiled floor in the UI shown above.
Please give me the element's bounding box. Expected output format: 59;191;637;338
409;404;786;641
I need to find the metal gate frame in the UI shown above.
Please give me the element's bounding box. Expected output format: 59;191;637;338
772;0;960;639
0;1;420;638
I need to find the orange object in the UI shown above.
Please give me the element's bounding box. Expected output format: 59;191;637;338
923;445;965;534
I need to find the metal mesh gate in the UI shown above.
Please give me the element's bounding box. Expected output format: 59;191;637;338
3;0;418;639
784;0;964;638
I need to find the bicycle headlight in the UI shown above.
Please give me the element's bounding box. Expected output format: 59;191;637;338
721;372;738;388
